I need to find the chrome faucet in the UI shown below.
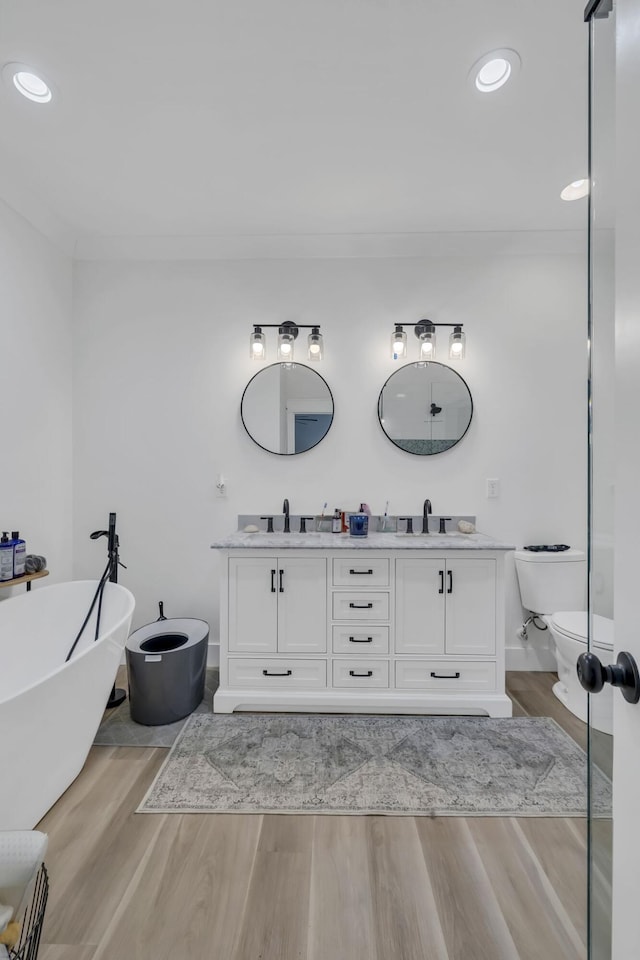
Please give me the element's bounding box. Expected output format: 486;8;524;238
282;498;290;533
422;499;432;534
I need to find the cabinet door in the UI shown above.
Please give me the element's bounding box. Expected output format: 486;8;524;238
277;557;327;653
395;558;445;654
228;558;278;652
445;558;496;656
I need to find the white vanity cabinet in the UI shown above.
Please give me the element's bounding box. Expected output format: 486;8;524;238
228;556;326;654
213;538;513;718
395;557;496;656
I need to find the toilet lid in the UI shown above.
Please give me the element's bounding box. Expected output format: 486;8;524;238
550;611;614;650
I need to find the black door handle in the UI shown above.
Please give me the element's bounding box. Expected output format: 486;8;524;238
349;670;373;677
349;569;374;575
349;636;374;643
430;671;461;679
349;602;373;609
279;569;284;593
447;570;453;594
438;570;444;594
577;651;640;703
270;569;276;593
262;669;293;677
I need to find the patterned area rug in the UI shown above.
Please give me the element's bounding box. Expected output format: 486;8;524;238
137;714;611;817
94;669;219;747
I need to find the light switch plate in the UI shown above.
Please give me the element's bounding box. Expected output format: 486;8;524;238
486;478;500;499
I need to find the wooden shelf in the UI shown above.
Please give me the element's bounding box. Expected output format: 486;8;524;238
0;570;49;589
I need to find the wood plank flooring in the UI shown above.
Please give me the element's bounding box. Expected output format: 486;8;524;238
35;672;591;960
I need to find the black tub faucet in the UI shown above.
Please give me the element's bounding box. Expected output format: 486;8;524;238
283;498;290;533
422;499;432;534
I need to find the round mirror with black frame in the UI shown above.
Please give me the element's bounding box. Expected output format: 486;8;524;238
377;361;473;455
241;362;334;455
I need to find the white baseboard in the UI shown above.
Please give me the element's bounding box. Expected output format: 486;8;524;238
505;645;557;671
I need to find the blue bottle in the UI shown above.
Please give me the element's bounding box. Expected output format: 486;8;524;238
10;531;26;577
0;533;13;581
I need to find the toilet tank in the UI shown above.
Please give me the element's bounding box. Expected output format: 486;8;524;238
514;549;586;615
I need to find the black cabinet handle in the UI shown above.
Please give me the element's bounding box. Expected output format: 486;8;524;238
262;669;293;677
447;570;453;594
349;670;373;678
349;636;373;643
430;671;461;679
438;570;444;594
279;569;284;593
349;568;374;575
349;602;373;609
270;569;276;593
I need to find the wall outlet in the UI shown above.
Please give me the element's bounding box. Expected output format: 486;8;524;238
215;474;226;498
486;478;500;499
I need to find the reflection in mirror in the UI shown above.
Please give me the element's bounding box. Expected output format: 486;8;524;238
378;361;473;455
241;363;334;455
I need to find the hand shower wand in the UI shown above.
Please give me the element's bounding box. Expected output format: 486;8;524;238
90;512;127;708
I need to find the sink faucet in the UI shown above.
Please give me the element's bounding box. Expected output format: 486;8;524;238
422;499;432;535
282;498;290;533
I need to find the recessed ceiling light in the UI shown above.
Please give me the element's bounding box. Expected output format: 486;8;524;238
2;62;53;103
560;179;589;201
469;49;521;94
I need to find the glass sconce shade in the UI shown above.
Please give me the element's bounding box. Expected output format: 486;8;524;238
449;326;466;360
278;323;298;360
391;325;407;360
307;327;323;361
416;324;436;360
250;327;266;360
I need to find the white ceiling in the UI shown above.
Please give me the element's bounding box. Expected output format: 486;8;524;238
0;0;588;246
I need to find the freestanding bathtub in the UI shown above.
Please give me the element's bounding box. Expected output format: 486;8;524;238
0;580;135;829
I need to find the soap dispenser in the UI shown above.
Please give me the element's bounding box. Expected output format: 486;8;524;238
0;533;14;581
11;531;26;577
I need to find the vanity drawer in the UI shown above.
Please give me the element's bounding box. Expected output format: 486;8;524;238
332;592;390;621
332;659;389;688
395;660;497;692
332;625;389;654
228;658;327;689
332;558;390;587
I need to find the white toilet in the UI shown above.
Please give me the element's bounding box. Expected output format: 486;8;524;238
514;549;614;735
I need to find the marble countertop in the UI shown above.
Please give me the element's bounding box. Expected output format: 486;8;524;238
211;531;515;551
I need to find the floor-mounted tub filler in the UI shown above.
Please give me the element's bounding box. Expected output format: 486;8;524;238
0;580;135;829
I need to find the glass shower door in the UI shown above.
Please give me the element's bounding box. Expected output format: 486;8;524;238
585;1;615;956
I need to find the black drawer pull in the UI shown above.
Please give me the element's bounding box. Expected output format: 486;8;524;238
262;669;293;677
438;570;444;594
430;671;461;679
349;568;374;575
447;570;453;594
349;602;373;609
270;569;276;593
349;636;373;643
349;670;373;678
279;569;284;593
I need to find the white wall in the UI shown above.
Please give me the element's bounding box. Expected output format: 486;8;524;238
0;199;73;591
72;252;586;665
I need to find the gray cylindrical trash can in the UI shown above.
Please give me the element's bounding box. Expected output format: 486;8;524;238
126;618;209;725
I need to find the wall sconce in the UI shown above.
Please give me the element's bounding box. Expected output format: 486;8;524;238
391;324;407;360
390;320;467;361
249;321;325;362
277;322;297;360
